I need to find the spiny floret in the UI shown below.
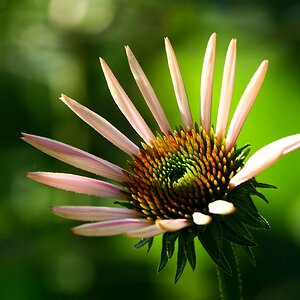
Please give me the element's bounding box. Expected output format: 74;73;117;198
125;125;244;221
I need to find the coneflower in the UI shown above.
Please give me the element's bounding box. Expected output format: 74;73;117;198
23;33;300;298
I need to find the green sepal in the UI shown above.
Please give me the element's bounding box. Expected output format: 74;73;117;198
134;237;154;253
230;195;270;230
174;235;187;283
166;232;178;259
255;181;277;189
131;171;275;283
257;214;270;230
157;229;197;281
231;144;250;170
198;223;221;262
210;219;223;247
230;178;276;204
242;245;256;266
232;144;250;160
250;187;269;203
229;192;258;216
221;216;257;246
238;210;270;230
157;234;169;272
218;248;232;276
182;229;196;270
157;232;179;273
197;222;231;275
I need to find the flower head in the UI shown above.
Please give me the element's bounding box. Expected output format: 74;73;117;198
23;33;300;282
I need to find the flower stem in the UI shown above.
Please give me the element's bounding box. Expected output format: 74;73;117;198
216;241;243;300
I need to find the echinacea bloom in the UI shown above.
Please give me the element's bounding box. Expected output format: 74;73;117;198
23;33;300;283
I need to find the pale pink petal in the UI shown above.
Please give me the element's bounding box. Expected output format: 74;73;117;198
200;33;216;133
216;39;236;141
165;37;193;128
52;206;141;221
27;172;126;198
226;60;268;150
22;133;127;181
60;94;139;155
125;46;172;135
100;58;155;144
155;218;192;231
208;200;236;215
192;212;212;225
72;218;150;236
126;224;165;238
230;134;300;188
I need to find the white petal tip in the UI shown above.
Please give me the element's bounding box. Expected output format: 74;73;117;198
192;212;212;225
155;219;191;232
59;94;65;101
59;94;70;103
208;200;236;215
99;57;106;67
124;45;131;55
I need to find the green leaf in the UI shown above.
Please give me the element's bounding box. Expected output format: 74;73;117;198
174;235;187;283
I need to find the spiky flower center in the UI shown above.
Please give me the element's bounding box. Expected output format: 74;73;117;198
125;124;245;221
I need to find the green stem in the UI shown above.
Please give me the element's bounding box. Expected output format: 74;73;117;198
216;242;243;300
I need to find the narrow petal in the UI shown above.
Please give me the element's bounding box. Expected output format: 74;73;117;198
165;37;193;128
192;212;212;225
200;33;216;133
208;200;236;215
72;218;150;236
216;38;237;141
22;133;127;181
230;134;300;188
60;94;139;155
155;218;192;231
125;46;172;135
226;60;268;150
126;224;165;238
27;172;126;198
52;206;141;221
100;58;155;144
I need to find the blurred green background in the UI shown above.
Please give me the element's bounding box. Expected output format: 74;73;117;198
1;0;300;299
